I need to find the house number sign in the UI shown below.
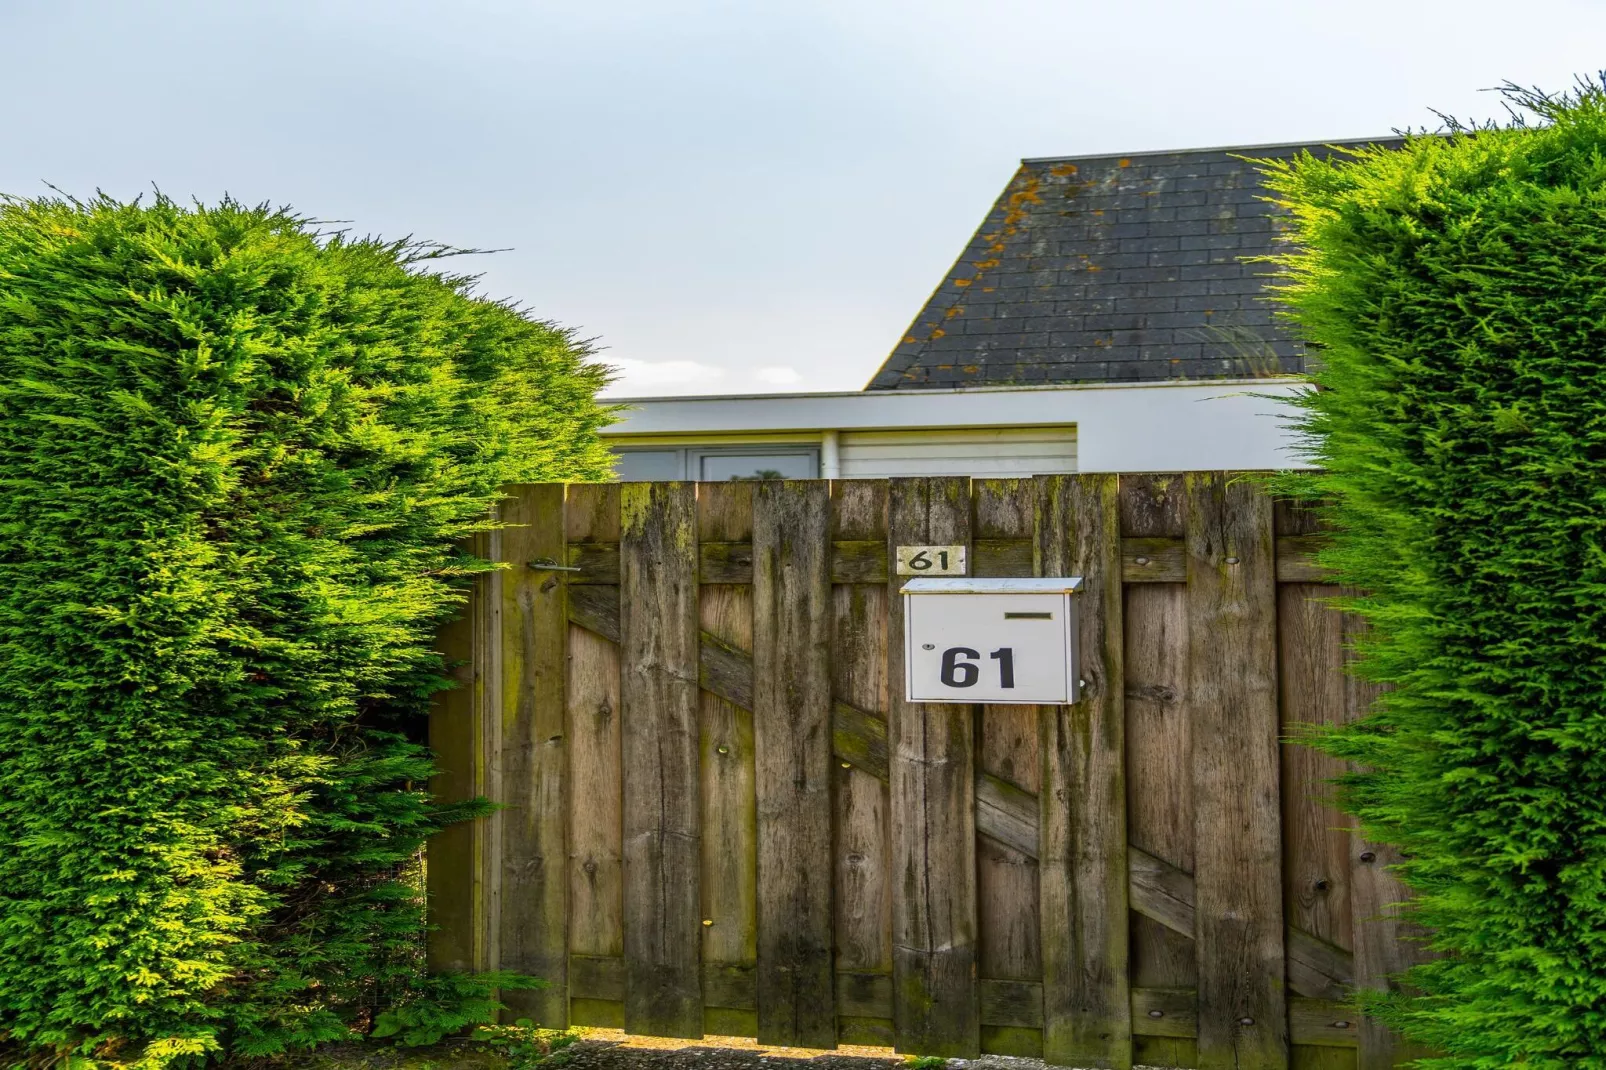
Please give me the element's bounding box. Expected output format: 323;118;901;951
902;577;1083;704
895;544;966;576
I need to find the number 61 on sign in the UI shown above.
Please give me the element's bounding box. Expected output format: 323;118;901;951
902;576;1083;704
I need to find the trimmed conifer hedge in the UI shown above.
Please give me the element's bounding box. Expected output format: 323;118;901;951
0;194;613;1065
1262;82;1606;1066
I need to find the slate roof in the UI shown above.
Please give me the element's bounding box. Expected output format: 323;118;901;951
866;138;1402;390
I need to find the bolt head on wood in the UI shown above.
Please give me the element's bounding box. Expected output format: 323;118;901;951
1239;1016;1255;1026
1360;850;1377;863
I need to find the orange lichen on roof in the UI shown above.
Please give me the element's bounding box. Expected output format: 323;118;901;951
945;307;965;319
903;335;918;345
1118;158;1131;167
953;278;972;288
1049;163;1079;176
1003;175;1042;228
982;287;995;293
963;365;980;373
974;259;1000;270
930;328;946;339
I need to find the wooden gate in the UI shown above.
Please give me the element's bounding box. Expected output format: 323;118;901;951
427;475;1421;1070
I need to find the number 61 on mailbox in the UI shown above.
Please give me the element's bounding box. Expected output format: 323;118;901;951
901;577;1083;704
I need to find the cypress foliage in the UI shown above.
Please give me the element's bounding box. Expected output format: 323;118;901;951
0;194;614;1066
1260;81;1606;1067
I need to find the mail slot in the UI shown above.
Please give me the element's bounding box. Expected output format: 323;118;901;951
902;577;1082;704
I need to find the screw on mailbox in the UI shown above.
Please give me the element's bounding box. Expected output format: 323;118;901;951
922;643;935;650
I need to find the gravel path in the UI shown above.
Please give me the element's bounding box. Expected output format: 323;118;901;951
561;1037;1173;1070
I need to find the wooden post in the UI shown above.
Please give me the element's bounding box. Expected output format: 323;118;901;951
753;480;836;1047
1344;607;1428;1070
495;485;571;1024
1186;473;1288;1070
621;482;704;1038
973;478;1044;1060
698;482;759;1038
831;479;894;1047
888;476;979;1058
427;535;487;974
1035;473;1132;1069
565;484;625;1028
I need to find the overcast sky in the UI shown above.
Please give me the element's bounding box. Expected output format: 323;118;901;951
4;1;1604;396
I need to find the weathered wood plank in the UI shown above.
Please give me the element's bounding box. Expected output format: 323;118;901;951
427;544;484;973
833;539;888;583
1289;998;1361;1049
1124;536;1187;582
751;480;836;1047
569;539;890;585
574;534;1328;586
1131;987;1198;1039
972;479;1043;992
620;482;703;1038
828;481;892;989
1187;473;1288;1069
973;537;1036;577
700;630;754;713
1128;846;1196;938
1120;477;1198;1000
571;953;626;1001
497;485;569;1025
888;476;979;1058
703;962;759;1011
1342;606;1429;1069
568;623;624;964
1130;847;1357;1001
1275;535;1334;582
478;529;504;979
831;481;892;991
837;971;894;1018
696;483;758;1028
833;701;890;783
1120;474;1187;537
982;1026;1046;1059
1286;926;1357;1000
981;979;1045;1029
1279;584;1354;961
702;541;755;583
566;487;623;988
1037;473;1132;1069
568;583;621;643
977;772;1041;888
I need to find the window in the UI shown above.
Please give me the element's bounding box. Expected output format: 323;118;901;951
695;448;816;481
611;446;819;481
612;449;682;482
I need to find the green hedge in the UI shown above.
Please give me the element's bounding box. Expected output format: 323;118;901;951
0;194;613;1066
1261;82;1606;1067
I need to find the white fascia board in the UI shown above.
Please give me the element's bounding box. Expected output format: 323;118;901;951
601;380;1315;473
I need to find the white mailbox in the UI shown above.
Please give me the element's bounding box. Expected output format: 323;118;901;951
903;577;1082;704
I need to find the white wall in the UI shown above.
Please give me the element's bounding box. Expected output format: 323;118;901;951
602;380;1312;474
